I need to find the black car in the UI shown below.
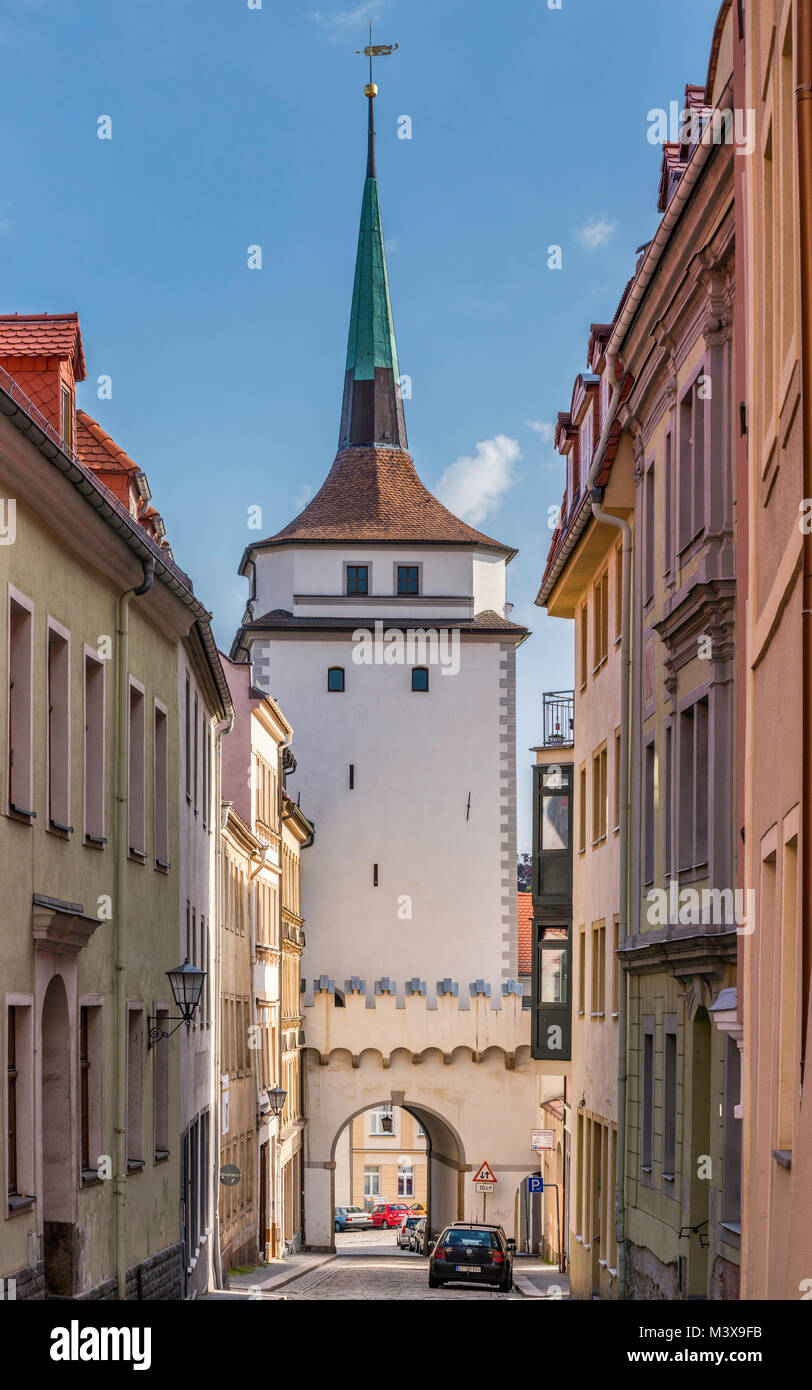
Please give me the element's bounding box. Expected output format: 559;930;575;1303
428;1223;515;1291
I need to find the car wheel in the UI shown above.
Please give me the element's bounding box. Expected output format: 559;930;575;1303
428;1274;442;1289
335;1221;341;1232
382;1220;389;1228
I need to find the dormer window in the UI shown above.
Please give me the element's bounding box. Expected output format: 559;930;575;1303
346;565;368;595
61;387;73;450
397;565;419;596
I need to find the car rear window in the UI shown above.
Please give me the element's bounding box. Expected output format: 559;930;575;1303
444;1229;499;1248
346;1206;363;1213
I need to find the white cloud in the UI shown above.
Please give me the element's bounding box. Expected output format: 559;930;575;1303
526;420;554;443
436;435;521;527
384;235;399;256
312;1;387;38
576;217;617;250
295;483;314;510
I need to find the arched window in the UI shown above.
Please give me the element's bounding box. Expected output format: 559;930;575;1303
411;667;429;692
327;667;345;693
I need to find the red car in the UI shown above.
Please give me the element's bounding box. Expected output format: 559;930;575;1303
370;1202;411;1229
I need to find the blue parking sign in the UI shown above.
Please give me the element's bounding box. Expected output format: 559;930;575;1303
528;1176;544;1194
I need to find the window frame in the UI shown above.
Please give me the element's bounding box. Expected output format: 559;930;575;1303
395;564;421;596
7;585;35;820
46;617;72;835
344;563;370;595
411;666;429;693
83;646;106;847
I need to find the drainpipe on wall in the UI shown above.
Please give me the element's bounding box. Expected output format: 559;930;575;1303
798;0;812;1085
589;489;632;1301
211;711;234;1291
114;557;154;1301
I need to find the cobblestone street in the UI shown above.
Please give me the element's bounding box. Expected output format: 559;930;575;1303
266;1253;525;1301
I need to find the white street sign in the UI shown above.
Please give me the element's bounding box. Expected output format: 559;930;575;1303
475;1181;496;1193
531;1128;554;1151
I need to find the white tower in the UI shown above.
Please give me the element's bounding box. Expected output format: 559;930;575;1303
231;74;537;1248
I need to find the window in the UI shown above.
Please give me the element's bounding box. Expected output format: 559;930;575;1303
6;1001;33;1206
397;1164;414;1198
721;1035;742;1228
154;703;169;869
614;541;623;642
84;651;105;845
677;696;709;874
613;729;621;832
577;928;586;1014
591;922;605;1016
579;604;588;688
364;1166;380;1200
8;590;34;817
327;667;345;693
128;681;146;858
664;723;673;876
126;1007;144;1170
578;765;587;853
662;1016;677;1182
61;386;73;449
202;715;210;830
539;945;567;1004
644;461;655;605
644;740;655;885
611;916;619;1014
184;676;191;802
762;123;775;431
592;570;609;671
368;1105;395;1137
397;565;419;595
641;1017;655;1173
411;667;429;692
664;428;673;577
580;407;593;477
777;832;799;1150
193;692;199;815
678;376;706;550
47;623;70;832
79;1002;103;1180
346;565;368;595
591;745;607;844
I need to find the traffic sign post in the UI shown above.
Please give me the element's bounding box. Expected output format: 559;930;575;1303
472;1161;497;1222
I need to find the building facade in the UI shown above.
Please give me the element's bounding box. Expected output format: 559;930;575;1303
738;0;812;1299
0;314;229;1300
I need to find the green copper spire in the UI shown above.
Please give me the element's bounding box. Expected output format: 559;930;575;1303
338;59;407;451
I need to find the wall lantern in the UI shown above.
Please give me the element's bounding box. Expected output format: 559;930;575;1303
265;1086;288;1116
147;959;206;1049
380;1110;394;1133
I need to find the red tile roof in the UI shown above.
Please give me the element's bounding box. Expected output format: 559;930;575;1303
76;409;140;475
258;445;515;555
0;313;86;380
518;891;533;975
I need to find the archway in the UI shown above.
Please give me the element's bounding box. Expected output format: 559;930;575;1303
41;974;74;1296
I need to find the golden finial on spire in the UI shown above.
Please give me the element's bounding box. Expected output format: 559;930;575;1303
356;18;398;98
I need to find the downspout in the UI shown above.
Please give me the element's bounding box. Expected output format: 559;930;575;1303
798;0;812;1085
589;488;632;1301
114;556;154;1300
211;711;234;1291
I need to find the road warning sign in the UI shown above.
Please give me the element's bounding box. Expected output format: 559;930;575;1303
472;1161;497;1184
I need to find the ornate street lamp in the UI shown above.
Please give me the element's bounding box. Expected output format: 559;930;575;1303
265;1086;288;1117
147;959;206;1048
380;1109;394;1133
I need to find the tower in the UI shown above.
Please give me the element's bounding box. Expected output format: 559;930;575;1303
231;59;541;1247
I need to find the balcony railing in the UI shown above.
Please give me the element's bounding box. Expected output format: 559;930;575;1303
541;690;574;749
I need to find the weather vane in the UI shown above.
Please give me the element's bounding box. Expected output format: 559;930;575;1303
355;20;398;97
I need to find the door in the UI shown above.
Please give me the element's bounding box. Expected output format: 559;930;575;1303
41;975;74;1296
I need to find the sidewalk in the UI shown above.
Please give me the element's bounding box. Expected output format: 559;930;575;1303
513;1259;571;1300
202;1249;336;1299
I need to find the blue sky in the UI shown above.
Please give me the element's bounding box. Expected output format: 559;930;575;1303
1;0;719;849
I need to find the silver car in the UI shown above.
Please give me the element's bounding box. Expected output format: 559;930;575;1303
335;1205;373;1232
397;1214;423;1249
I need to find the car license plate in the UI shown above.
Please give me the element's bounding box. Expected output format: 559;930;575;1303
457;1264;481;1272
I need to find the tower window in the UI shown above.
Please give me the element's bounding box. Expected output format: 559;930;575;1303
346;565;368;595
61;387;73;450
411;667;429;692
327;667;345;693
397;565;419;595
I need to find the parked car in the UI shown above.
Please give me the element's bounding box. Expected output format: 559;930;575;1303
409;1202;427;1215
397;1214;423;1248
428;1223;515;1292
370;1202;411;1229
334;1205;373;1232
413;1217;429;1254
